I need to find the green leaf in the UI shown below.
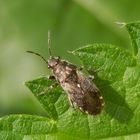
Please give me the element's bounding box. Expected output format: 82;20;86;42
25;77;69;120
1;21;140;140
0;114;57;140
72;43;136;120
126;22;140;61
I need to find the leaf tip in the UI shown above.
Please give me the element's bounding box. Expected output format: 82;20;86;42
24;81;28;86
24;81;31;88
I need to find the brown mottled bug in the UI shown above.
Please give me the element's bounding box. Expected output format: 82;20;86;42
27;31;104;115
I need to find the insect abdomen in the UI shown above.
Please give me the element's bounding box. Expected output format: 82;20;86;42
81;91;104;115
73;72;104;115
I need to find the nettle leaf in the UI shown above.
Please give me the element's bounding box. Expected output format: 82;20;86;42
126;22;140;63
72;43;135;120
25;77;69;120
0;115;57;140
1;22;140;140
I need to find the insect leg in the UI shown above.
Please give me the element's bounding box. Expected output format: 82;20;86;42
68;96;75;108
87;67;103;75
37;82;59;96
78;67;96;81
48;75;56;80
78;66;84;71
88;75;95;81
78;66;102;74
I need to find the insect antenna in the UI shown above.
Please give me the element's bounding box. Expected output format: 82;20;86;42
26;51;48;64
27;30;52;64
48;30;52;57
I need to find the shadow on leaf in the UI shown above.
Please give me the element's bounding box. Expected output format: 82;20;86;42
94;76;133;123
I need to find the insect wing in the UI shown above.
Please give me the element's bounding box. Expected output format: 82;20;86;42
82;87;104;115
78;73;104;115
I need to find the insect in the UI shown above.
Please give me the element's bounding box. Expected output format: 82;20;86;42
27;31;104;115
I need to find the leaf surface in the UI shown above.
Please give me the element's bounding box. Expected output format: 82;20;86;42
1;22;140;140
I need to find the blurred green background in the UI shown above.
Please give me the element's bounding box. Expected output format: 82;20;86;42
0;0;140;117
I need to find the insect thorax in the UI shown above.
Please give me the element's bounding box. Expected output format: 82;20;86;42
49;58;77;83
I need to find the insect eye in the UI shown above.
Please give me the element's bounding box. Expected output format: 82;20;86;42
48;57;59;68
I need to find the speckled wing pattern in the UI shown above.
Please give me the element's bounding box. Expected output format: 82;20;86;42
61;65;104;115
